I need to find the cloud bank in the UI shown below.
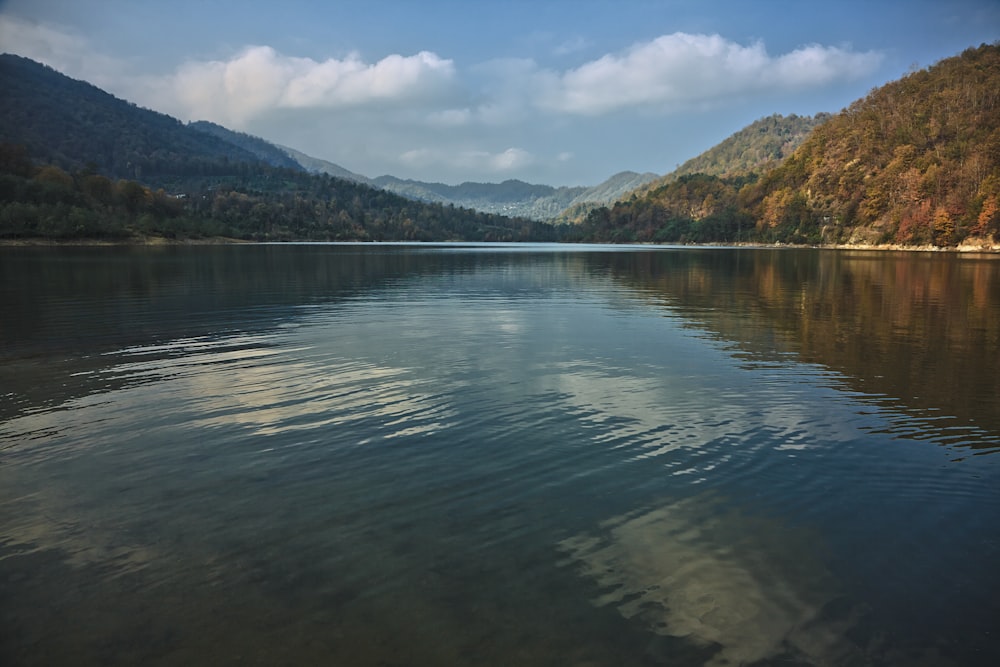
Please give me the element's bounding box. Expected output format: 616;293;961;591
2;16;881;125
538;33;884;115
159;46;457;127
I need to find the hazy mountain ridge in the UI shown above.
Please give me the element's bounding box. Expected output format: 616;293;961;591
370;176;580;219
365;171;658;220
187;121;304;171
276;145;371;184
212;124;657;220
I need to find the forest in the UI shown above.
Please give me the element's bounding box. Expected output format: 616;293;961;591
0;143;560;242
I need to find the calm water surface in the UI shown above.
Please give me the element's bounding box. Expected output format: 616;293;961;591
1;244;999;666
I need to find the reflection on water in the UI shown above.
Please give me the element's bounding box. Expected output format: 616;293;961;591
561;494;860;667
599;248;1000;443
1;244;999;666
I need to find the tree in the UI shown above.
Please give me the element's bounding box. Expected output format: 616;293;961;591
932;206;955;246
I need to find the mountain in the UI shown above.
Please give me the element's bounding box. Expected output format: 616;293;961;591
369;176;583;219
0;54;561;243
277;145;370;184
0;54;263;185
568;170;660;204
556;115;823;224
186;117;655;221
744;42;1000;246
368;171;658;221
552;171;661;224
570;43;1000;247
662;113;829;184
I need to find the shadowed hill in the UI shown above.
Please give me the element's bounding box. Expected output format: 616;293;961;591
0;55;562;243
0;54;262;184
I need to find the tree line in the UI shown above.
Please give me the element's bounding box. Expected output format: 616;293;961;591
0;143;561;242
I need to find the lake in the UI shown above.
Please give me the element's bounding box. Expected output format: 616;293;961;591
1;243;999;666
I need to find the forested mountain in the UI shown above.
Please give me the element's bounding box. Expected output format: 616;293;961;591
187;121;304;171
371;176;585;219
550;170;662;224
744;43;1000;246
0;143;559;242
571;43;1000;247
664;113;829;182
0;54;262;184
0;55;560;242
368;171;659;220
555;115;822;225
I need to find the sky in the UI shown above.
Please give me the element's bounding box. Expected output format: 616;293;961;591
1;1;997;186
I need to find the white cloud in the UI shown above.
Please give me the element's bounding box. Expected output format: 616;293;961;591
157;45;457;127
538;33;883;115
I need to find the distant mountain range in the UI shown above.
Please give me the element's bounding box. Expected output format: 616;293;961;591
188;120;659;220
368;171;659;220
0;53;655;221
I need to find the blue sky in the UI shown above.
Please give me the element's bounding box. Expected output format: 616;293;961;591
1;1;997;185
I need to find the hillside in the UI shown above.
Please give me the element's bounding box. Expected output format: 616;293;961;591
187;121;304;171
745;42;1000;246
571;43;1000;247
0;55;561;243
0;54;262;185
662;113;829;183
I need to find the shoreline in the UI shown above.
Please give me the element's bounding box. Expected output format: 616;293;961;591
1;236;997;253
